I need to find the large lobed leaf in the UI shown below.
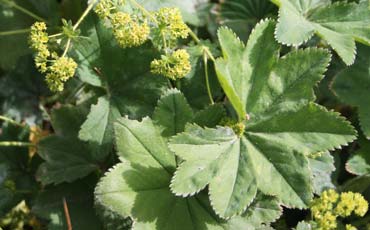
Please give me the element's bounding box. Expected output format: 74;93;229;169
168;19;357;218
272;0;370;65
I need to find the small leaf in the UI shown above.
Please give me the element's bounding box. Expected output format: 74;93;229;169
332;45;370;139
153;89;193;136
346;139;370;176
273;0;370;65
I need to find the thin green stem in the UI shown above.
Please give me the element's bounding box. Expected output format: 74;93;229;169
0;142;35;147
48;33;63;38
0;28;30;36
188;29;216;62
188;30;200;43
0;115;25;128
203;52;214;104
73;0;98;30
62;38;72;57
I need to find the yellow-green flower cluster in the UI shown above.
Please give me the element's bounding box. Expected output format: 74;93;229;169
150;49;191;80
111;12;150;48
45;57;77;92
29;22;78;92
154;7;189;48
310;189;369;230
94;0;149;48
29;22;50;73
220;118;246;137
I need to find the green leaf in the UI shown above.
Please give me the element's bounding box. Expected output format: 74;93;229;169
153;89;193;136
114;117;176;173
332;45;370;139
215;20;280;119
273;0;370;65
79;96;121;147
36;136;99;185
346;139;370;176
309;152;336;194
171;20;357;216
216;20;332;117
217;0;277;41
170;125;257;218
